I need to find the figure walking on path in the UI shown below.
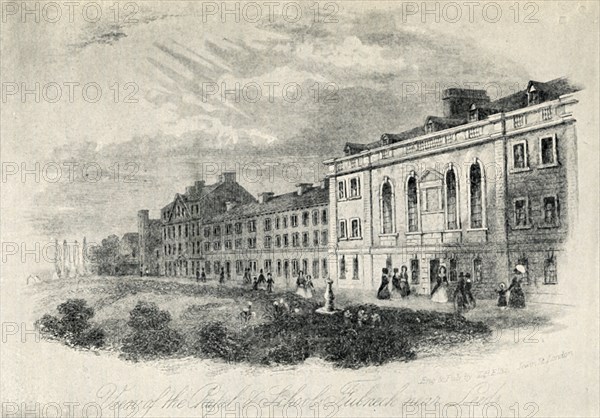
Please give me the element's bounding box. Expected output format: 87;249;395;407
305;275;314;299
508;265;526;308
377;268;391;300
391;268;401;298
266;273;274;293
497;283;508;308
454;273;468;313
257;269;266;290
431;266;449;303
465;273;476;309
399;265;411;298
296;271;307;298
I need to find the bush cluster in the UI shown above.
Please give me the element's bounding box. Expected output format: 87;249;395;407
36;299;105;348
122;301;183;359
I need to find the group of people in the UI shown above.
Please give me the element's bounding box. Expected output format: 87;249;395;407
295;271;315;299
377;263;527;312
497;265;526;309
377;266;411;300
251;269;275;293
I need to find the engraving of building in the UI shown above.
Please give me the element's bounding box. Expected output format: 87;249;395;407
324;77;580;297
201;182;330;288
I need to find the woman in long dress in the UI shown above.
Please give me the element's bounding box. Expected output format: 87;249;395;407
305;275;315;299
399;265;411;298
508;269;526;308
377;268;391;300
296;271;307;298
431;266;449;303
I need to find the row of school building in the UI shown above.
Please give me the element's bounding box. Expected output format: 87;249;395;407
137;77;580;296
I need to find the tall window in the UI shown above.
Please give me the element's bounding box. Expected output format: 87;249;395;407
469;163;483;228
339;255;346;279
449;258;457;282
339;220;347;240
349;178;361;198
410;258;419;284
512;142;527;170
473;257;483;281
321;209;328;224
338;181;346;199
514;198;529;228
540;136;557;165
407;177;418;232
312;259;319;278
446;169;458;230
322;258;328;278
352;256;359;280
302;211;310;226
542;196;559;226
381;180;394;234
312;210;319;225
544;255;557;284
350;219;362;238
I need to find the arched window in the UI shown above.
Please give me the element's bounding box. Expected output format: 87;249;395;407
381;180;394;234
469;163;483;228
407;176;419;232
446;168;458;230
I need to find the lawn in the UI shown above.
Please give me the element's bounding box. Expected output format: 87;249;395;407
32;275;497;368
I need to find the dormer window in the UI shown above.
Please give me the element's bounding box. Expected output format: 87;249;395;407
425;120;435;134
528;85;540;105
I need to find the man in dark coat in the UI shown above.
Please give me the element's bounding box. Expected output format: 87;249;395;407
201;268;206;282
266;273;274;293
465;273;476;309
219;267;225;284
196;269;200;283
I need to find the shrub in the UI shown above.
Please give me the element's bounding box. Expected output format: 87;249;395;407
261;335;311;365
127;301;172;331
324;326;414;368
56;299;94;336
122;328;183;357
122;301;182;358
194;322;246;362
37;299;105;348
73;326;106;348
37;314;64;338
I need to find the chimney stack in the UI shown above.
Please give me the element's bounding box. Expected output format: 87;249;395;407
442;88;490;118
220;171;236;183
296;183;313;196
260;192;275;204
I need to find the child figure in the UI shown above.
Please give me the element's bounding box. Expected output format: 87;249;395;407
497;282;508;308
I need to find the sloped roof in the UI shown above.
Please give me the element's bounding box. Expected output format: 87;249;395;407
341;76;581;156
206;185;329;224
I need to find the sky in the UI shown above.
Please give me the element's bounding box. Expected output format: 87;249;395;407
1;0;598;245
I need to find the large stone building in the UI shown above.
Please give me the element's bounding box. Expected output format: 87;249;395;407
156;172;256;277
324;77;580;297
201;182;330;288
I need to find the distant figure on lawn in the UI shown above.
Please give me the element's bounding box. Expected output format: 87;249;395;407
454;273;468;313
508;266;526;308
296;271;307;298
391;268;401;297
465;273;476;309
257;269;266;290
377;268;391;300
201;268;206;282
266;273;274;293
243;268;251;284
431;266;449;303
252;276;259;290
399;265;411;298
219;267;225;284
305;275;315;299
497;283;508;308
196;269;200;283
